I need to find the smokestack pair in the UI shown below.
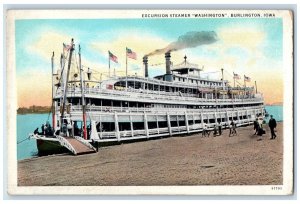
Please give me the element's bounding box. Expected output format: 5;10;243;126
143;52;172;81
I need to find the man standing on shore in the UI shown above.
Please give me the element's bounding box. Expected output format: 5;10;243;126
229;120;237;137
253;118;259;135
218;121;222;136
268;115;277;140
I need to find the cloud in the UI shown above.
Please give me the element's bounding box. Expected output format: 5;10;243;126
18;26;283;106
17;68;52;107
218;26;266;52
27;31;73;65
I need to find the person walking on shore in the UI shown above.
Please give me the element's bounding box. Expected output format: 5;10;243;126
229;120;237;137
218;121;222;136
202;123;210;137
257;116;265;140
253;118;259;135
213;125;218;136
202;123;207;137
268;115;277;140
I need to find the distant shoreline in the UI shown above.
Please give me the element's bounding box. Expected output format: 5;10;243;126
17;106;51;114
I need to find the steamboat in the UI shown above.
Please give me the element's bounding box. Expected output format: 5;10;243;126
30;38;265;155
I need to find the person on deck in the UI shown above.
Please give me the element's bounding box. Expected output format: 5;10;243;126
268;115;277;140
62;121;68;136
67;121;73;137
54;125;60;135
34;128;39;135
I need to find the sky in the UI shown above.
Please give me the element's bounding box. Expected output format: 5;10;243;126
15;17;283;107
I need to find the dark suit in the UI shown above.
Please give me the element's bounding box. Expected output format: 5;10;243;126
268;118;277;139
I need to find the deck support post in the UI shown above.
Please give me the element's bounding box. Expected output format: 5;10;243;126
185;112;190;134
214;111;218;124
144;112;149;138
156;114;160;134
226;111;230;126
99;115;102;139
167;113;172;136
176;113;179;131
114;112;120;141
200;112;204;129
129;114;134;137
246;109;249;125
192;111;196;130
237;111;241;125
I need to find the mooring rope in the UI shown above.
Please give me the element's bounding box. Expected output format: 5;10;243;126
17;136;30;144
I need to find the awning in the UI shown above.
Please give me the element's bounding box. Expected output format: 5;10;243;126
198;88;213;93
218;90;228;95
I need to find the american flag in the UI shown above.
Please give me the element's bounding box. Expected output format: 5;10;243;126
126;47;137;60
244;75;251;82
63;43;71;52
233;72;241;80
109;51;118;63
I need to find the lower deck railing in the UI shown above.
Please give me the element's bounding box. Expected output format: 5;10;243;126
95;118;253;141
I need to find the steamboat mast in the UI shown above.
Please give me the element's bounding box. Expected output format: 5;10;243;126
51;51;56;129
60;39;74;130
79;44;88;140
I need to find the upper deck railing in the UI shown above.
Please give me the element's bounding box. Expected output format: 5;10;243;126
69;104;264;114
56;87;263;105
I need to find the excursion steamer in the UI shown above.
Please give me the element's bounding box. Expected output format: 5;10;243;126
30;39;265;155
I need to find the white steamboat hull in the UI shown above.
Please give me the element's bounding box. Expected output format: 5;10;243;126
65;106;264;142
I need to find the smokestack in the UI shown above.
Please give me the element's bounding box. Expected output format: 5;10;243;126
165;52;171;75
143;56;148;78
164;51;173;81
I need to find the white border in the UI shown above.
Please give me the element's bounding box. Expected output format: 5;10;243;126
6;9;294;196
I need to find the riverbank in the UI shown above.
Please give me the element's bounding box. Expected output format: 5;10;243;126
18;122;283;186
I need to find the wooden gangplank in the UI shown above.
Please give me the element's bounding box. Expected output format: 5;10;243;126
57;136;96;155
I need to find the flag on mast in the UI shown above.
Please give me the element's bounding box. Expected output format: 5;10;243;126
233;72;241;80
63;43;71;52
244;75;251;82
126;47;137;60
109;51;118;63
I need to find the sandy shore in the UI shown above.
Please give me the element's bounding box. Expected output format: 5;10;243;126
18;123;283;186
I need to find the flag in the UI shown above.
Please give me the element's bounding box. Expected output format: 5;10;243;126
63;43;71;52
109;51;118;63
244;75;251;82
126;47;137;60
233;73;241;80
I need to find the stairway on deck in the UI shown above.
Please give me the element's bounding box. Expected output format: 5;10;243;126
63;137;96;155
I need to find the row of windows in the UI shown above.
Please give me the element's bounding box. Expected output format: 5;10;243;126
174;76;222;86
